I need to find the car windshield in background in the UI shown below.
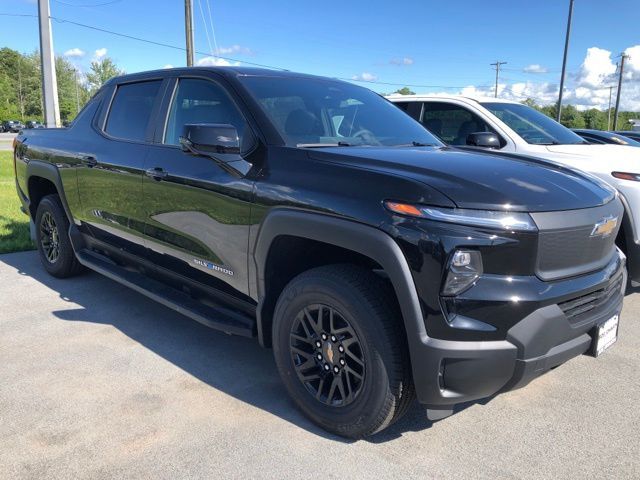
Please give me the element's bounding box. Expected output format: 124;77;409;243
482;102;586;145
240;76;442;148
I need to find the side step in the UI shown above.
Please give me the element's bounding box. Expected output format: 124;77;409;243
75;249;255;338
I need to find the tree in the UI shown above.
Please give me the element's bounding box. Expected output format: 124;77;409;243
558;104;585;129
394;87;415;95
85;57;124;93
583;108;607;130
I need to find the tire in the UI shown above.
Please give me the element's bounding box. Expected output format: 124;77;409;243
35;194;84;278
272;264;415;438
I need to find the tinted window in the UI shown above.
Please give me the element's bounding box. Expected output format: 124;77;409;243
105;80;161;142
421;102;498;146
482;102;584;145
164;78;246;146
240;76;441;147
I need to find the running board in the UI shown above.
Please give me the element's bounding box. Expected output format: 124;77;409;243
75;249;255;338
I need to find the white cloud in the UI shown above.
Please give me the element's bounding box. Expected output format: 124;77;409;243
64;48;85;58
196;56;239;67
94;48;108;59
523;64;548;74
215;45;253;56
390;57;414;66
162;64;174;69
351;72;378;82
416;44;640;111
576;47;617;88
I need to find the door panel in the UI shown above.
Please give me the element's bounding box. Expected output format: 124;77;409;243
76;80;163;254
142;77;254;297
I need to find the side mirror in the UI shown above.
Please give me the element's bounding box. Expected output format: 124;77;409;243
179;123;253;178
466;132;501;149
179;123;240;155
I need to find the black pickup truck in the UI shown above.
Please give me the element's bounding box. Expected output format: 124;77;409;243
13;67;626;438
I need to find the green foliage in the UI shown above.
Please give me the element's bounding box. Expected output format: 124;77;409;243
394;87;415;95
583;108;608;130
559;104;585;129
86;58;124;93
520;98;639;130
0;48;124;124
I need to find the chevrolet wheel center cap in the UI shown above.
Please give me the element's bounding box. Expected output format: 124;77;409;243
325;343;335;364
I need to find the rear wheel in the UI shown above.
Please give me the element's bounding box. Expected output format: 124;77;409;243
35;194;84;278
272;264;414;438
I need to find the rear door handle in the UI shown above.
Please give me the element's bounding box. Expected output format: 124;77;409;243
81;155;97;167
145;167;168;180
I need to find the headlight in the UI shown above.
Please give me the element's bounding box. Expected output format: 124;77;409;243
442;249;483;296
384;201;538;232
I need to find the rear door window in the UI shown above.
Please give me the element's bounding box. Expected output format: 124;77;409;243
421;102;498;146
105;80;162;142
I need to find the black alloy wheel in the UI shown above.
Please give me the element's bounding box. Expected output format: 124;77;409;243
290;304;365;407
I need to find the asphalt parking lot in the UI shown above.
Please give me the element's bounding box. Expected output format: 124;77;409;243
1;250;639;479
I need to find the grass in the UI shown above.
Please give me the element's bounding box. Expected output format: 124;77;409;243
0;151;35;254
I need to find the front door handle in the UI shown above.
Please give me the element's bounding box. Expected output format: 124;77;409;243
145;167;168;180
80;155;97;167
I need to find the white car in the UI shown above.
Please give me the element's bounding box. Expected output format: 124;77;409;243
388;94;640;284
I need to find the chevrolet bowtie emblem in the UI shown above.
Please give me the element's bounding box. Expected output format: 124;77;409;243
591;216;618;237
325;344;334;364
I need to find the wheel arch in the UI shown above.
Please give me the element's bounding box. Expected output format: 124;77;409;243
25;160;73;223
252;209;426;350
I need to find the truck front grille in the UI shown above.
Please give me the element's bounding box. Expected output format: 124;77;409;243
530;200;623;281
559;272;624;324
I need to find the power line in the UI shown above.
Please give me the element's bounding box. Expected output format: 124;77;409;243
205;0;219;54
0;12;518;92
196;0;214;56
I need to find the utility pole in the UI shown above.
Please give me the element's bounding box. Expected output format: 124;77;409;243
184;0;195;66
490;61;507;98
607;85;614;131
557;0;574;122
38;0;61;127
613;53;630;131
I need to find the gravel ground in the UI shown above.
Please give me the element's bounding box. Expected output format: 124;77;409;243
1;250;638;479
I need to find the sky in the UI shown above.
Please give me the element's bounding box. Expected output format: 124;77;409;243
1;0;639;110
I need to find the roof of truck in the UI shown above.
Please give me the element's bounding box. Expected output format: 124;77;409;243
385;94;519;104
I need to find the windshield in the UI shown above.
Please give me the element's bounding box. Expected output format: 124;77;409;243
240;76;442;147
482;102;585;145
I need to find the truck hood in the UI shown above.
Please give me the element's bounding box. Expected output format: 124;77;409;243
539;144;640;172
308;146;615;212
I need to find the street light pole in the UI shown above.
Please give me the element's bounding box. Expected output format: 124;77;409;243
556;0;574;122
38;0;61;127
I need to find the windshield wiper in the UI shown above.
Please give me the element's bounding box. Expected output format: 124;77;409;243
391;141;438;147
297;142;353;148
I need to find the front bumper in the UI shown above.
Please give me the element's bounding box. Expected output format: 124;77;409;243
412;251;626;408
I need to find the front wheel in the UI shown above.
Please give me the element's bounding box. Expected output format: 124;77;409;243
272;265;414;438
